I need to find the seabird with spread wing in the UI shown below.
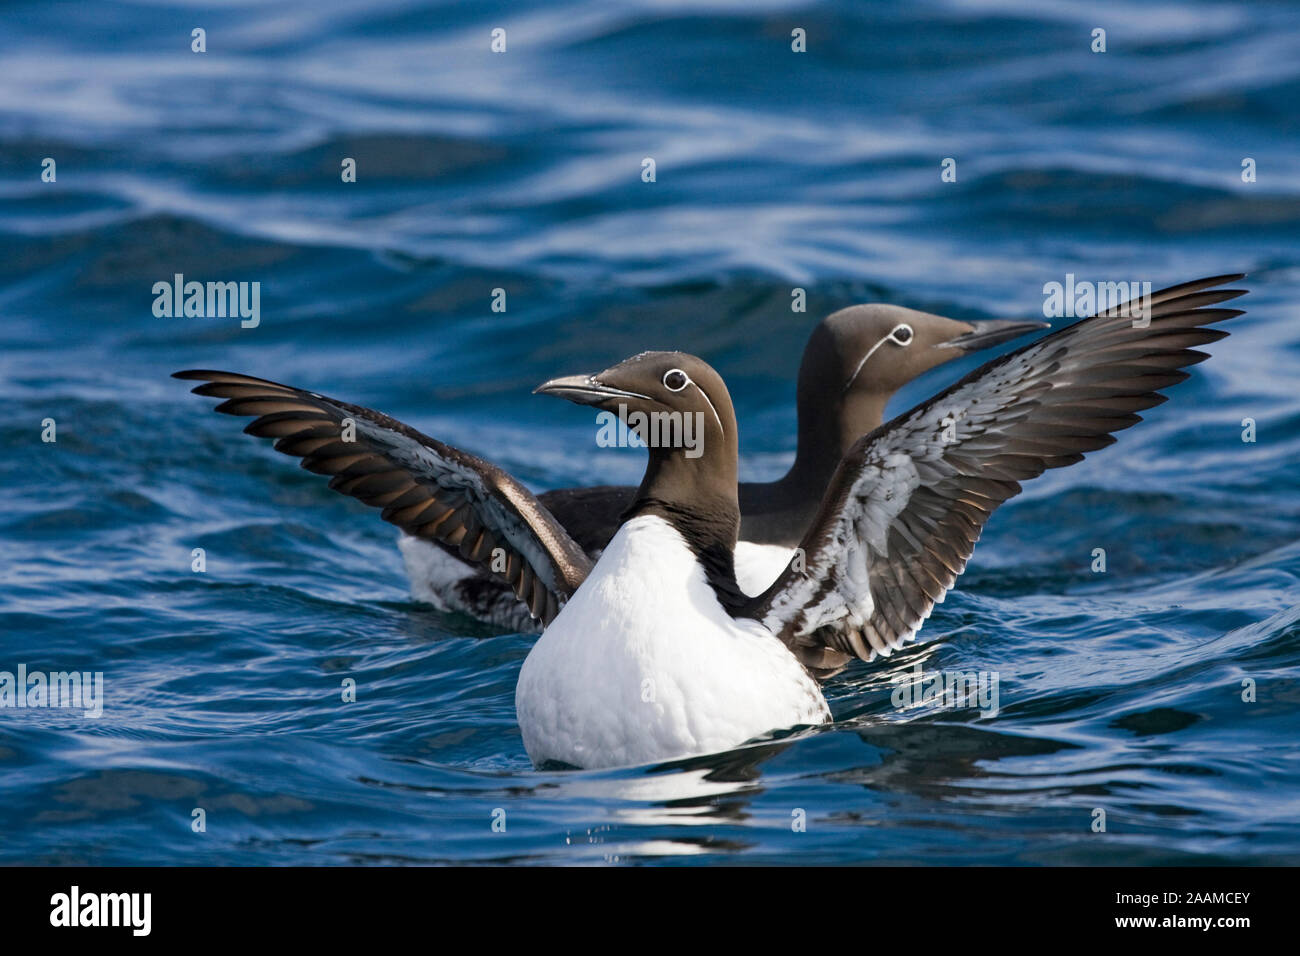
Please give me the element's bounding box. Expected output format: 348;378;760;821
176;273;1245;767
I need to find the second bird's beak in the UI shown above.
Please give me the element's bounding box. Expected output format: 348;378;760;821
943;319;1049;352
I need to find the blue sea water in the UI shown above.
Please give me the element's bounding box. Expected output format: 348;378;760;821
1;0;1299;865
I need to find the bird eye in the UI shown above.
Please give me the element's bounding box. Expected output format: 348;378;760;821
662;369;689;391
890;324;914;345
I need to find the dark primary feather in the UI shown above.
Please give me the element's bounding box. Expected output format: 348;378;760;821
740;274;1248;677
173;370;592;625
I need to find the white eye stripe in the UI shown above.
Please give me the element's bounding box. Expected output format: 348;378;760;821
843;335;890;393
693;382;724;434
661;367;724;434
843;324;917;393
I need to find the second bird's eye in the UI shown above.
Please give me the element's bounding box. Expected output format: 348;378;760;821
663;369;689;391
891;324;914;345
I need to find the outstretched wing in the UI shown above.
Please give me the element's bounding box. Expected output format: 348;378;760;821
174;370;592;624
741;274;1247;676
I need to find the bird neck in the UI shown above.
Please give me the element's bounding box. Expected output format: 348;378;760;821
623;447;746;612
785;385;888;492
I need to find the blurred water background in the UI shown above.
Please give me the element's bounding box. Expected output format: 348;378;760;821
1;0;1299;864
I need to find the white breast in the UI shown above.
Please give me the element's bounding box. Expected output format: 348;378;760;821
401;529;794;627
733;540;796;595
515;515;830;769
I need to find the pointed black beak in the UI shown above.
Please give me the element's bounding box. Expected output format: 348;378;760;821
943;319;1049;352
534;374;649;408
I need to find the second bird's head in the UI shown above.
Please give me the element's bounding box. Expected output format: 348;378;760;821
816;303;1047;398
801;303;1047;452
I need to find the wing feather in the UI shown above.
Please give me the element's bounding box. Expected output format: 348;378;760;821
174;370;592;624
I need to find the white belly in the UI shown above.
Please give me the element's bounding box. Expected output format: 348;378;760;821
396;533;537;632
515;515;830;769
733;540;796;595
397;533;469;610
